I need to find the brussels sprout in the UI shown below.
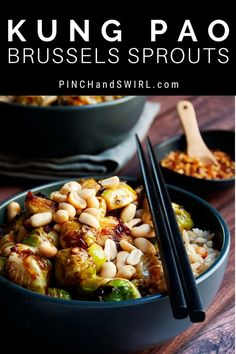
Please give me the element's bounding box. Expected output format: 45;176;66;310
79;178;101;193
22;227;46;248
47;288;71;300
0;233;16;257
97;278;141;301
87;243;106;271
46;230;59;248
25;191;57;216
0;256;7;276
135;254;163;293
101;183;137;211
6;243;52;294
78;276;110;299
97;197;107;218
55;247;96;286
60;221;96;249
172;203;194;231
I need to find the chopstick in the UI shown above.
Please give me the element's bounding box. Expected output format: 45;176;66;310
136;135;205;322
136;136;188;319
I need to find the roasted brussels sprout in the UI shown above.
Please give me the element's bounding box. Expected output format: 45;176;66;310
46;230;59;248
101;183;137;210
0;256;7;275
97;278;141;301
60;220;96;249
135;254;164;293
22;227;47;248
55;247;96;286
78;276;110;299
25;191;57;216
87;243;106;271
172;203;194;231
47;287;71;300
6;243;52;294
0;233;16;257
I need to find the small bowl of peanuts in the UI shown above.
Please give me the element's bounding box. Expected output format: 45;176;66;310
156;130;235;194
0;176;230;353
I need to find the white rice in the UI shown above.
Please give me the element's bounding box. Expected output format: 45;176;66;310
183;228;220;277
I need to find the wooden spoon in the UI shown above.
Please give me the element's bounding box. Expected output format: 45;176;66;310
177;100;219;166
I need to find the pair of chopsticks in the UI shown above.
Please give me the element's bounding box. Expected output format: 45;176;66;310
136;135;205;322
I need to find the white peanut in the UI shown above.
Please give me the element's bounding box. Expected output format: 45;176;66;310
126;249;143;266
30;212;52;227
78;188;96;200
7;202;21;221
58;203;76;218
99;176;120;188
104;239;117;261
39;241;57;258
53;210;69;224
134;237;156;254
120;203;137;223
60;181;81;195
84;208;100;218
100;262;117;278
119;239;136;252
50;191;67;203
131;224;155;238
116;251;129;269
79;212;100;229
126;218;142;229
67;191;87;209
116;265;136;280
86;196;99;209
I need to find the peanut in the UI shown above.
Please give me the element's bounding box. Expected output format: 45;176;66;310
58;203;76;218
104;239;117;261
79;212;100;229
53;210;69;224
99;176;119;188
50;191;67;203
100;262;117;278
30;212;52;227
67;191;87;209
116;265;136;280
119;239;136;252
131;224;155;238
39;241;57;258
134;237;156;254
7;202;21;222
78;188;96;200
126;249;143;266
60;181;81;195
120;203;137;223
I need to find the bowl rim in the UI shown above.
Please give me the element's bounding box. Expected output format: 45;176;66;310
0;178;230;308
155;129;235;184
0;96;143;111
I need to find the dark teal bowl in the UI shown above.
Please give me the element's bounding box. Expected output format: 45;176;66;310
155;130;235;194
0;180;230;354
0;96;146;158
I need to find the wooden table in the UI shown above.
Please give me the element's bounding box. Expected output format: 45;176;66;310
0;96;234;354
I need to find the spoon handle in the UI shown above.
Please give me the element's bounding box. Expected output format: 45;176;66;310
177;100;219;165
177;100;203;148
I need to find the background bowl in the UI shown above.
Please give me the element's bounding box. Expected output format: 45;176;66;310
0;96;146;158
0;179;230;354
155;130;235;194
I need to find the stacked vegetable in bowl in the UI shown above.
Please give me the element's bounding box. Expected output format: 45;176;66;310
0;177;219;301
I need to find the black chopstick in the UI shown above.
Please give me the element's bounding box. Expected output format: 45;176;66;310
136;136;188;319
146;137;205;322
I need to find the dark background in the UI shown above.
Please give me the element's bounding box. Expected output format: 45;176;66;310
0;3;235;95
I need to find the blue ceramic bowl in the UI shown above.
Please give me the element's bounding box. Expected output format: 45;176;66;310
0;96;147;158
0;180;230;354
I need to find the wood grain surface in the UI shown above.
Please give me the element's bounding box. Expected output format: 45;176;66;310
0;96;234;354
